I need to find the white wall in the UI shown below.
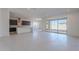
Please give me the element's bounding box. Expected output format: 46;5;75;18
67;13;79;37
0;9;9;37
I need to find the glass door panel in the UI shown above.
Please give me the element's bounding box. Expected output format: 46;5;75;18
50;20;58;32
58;19;67;33
49;18;67;34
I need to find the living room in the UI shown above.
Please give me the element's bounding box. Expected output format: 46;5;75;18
0;8;79;51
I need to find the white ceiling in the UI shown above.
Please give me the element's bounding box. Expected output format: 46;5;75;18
9;8;32;19
9;8;79;19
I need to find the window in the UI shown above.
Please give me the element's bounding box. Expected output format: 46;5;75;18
50;20;58;32
46;21;49;29
58;19;67;33
49;17;67;34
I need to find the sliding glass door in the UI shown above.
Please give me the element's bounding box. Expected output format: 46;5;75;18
50;20;58;32
58;19;67;33
49;17;67;34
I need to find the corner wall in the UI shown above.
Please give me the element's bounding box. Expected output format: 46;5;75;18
67;13;79;37
0;9;9;37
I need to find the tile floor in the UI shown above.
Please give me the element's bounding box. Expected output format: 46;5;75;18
0;32;79;51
